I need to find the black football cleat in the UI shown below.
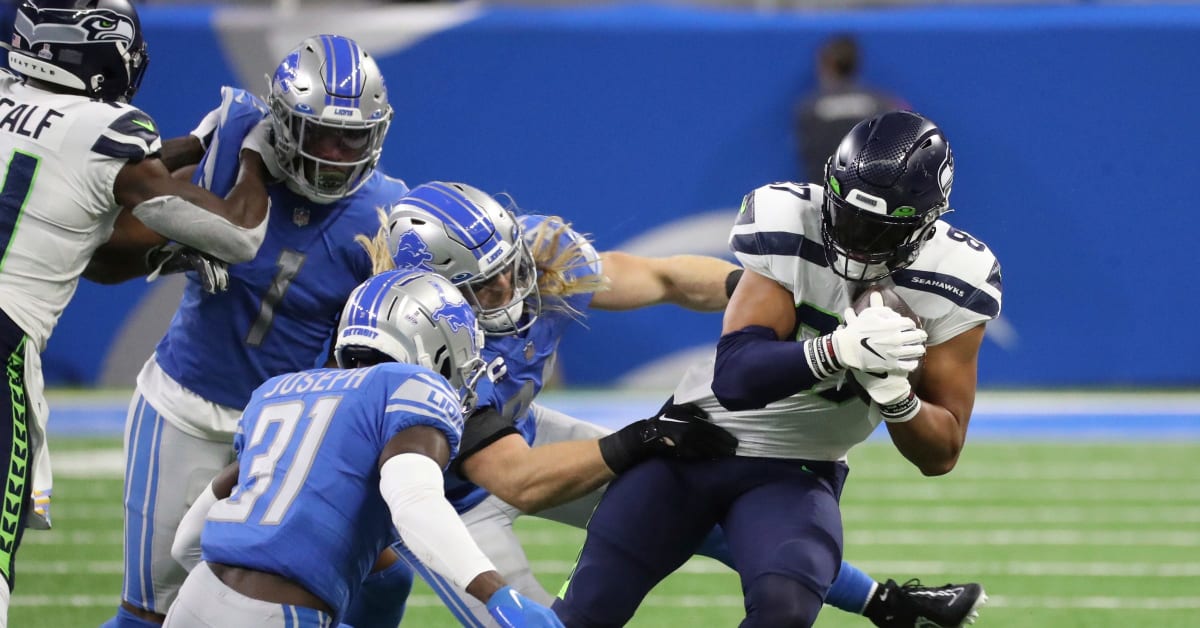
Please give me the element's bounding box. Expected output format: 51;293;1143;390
864;578;988;628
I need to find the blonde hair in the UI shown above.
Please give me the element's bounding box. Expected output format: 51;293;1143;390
524;215;606;299
354;207;397;274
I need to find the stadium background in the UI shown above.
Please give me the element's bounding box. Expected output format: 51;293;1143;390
5;1;1199;627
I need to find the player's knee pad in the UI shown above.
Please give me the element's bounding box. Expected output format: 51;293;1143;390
743;573;823;628
340;559;415;628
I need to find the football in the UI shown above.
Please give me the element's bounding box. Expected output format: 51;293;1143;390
850;284;925;388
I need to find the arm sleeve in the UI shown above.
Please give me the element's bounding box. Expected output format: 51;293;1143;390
380;453;497;590
711;325;826;411
170;481;219;572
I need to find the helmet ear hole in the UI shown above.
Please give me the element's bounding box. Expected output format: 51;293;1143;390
432;345;453;382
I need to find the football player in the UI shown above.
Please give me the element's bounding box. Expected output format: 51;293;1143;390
93;35;411;628
554;111;1000;628
0;1;270;624
164;269;561;628
346;181;984;628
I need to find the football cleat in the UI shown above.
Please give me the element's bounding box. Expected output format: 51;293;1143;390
865;578;987;628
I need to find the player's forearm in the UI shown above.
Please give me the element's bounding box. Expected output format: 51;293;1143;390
884;401;968;476
159;135;205;173
658;255;739;311
477;441;614;514
712;326;827;410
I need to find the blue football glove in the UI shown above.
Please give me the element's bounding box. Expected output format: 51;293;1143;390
486;586;564;628
191;86;272;195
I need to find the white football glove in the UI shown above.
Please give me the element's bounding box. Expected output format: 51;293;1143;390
241;118;285;182
831;292;927;374
851;369;921;422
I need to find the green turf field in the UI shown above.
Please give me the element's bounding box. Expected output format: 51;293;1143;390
12;438;1200;627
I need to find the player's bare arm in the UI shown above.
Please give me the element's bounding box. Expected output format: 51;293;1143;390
158;134;205;173
112;148;269;263
721;267;797;338
590;251;737;312
459;432;614;514
885;323;986;476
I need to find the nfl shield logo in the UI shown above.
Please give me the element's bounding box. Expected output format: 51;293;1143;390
292;208;310;227
524;341;536;361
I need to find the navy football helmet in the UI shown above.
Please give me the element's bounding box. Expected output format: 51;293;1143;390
822;111;953;282
388;182;541;336
8;0;149;103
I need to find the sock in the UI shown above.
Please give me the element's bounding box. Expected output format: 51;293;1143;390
693;526;735;570
825;561;877;614
340;558;415;628
0;581;9;628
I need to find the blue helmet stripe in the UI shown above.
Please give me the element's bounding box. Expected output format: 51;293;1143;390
348;271;407;329
323;35;361;108
405;183;495;248
320;35;336;107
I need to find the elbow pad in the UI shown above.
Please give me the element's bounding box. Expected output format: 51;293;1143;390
132;195;266;264
380;454;496;590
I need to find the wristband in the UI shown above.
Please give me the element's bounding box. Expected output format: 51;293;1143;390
879;392;922;423
804;333;843;380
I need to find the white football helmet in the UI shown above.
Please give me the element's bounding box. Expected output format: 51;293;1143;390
335;269;486;412
267;34;392;203
387;182;541;336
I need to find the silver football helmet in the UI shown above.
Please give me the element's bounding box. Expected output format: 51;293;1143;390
387;182;541;336
267;34;392;204
335;269;486;412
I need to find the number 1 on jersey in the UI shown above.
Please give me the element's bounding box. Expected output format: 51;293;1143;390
246;249;306;347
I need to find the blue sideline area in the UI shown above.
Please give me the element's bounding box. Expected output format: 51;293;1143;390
44;390;1200;441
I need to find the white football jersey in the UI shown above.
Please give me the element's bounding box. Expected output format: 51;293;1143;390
673;182;1003;461
0;71;161;351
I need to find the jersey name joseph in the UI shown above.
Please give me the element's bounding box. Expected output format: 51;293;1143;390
673;182;1003;461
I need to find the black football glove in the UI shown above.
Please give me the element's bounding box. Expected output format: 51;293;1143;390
598;400;738;474
145;243;230;294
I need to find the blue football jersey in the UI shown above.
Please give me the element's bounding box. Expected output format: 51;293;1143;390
445;215;600;512
154;170;409;410
201;363;464;621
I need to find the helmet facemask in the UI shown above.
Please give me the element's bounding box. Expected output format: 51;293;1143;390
460;240;541;336
270;99;390;202
821;173;946;282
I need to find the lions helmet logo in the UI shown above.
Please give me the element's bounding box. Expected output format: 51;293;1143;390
393;230;435;271
428;280;474;336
